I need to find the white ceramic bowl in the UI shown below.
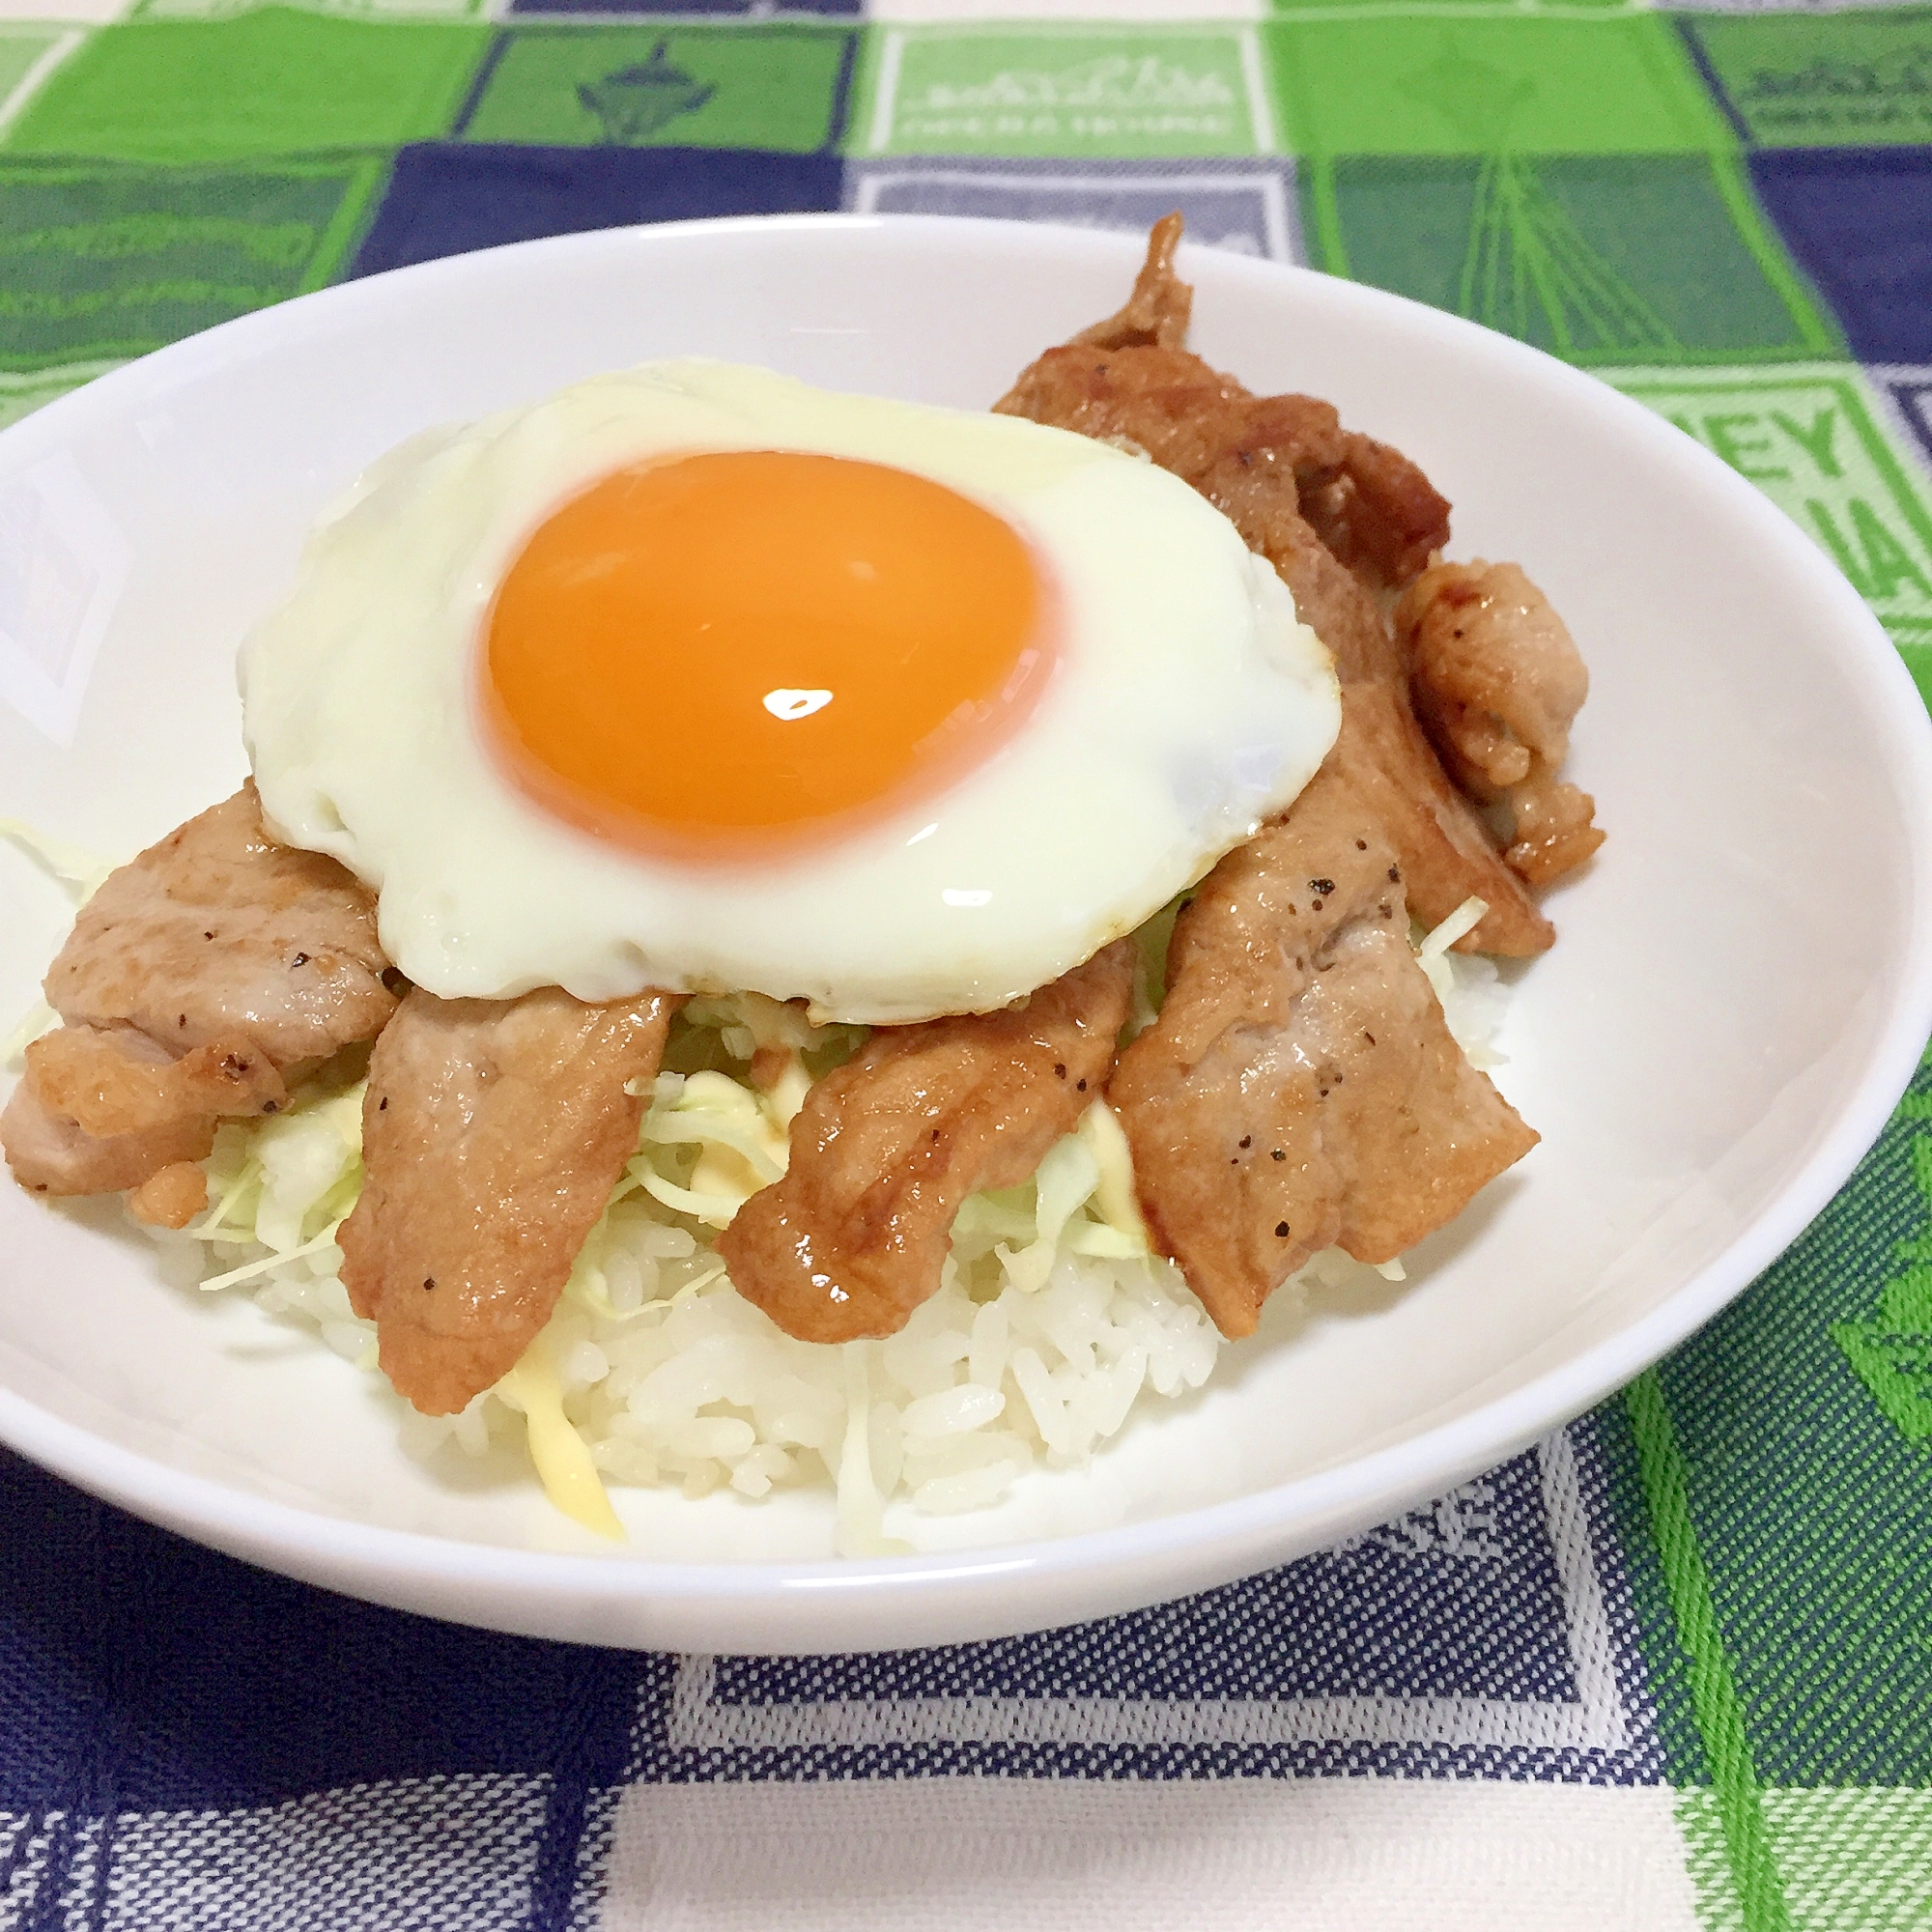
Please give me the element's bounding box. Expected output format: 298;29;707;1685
3;215;1929;1655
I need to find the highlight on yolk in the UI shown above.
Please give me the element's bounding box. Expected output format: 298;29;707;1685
482;449;1056;859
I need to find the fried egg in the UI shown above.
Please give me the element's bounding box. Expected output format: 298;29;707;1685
241;359;1339;1023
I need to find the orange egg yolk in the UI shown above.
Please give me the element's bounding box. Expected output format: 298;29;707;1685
482;449;1054;860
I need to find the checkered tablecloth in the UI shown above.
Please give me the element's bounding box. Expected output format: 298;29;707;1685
2;2;1930;1926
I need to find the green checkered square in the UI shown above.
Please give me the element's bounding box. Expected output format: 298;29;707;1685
460;27;852;156
0;26;76;140
132;0;488;16
3;10;488;162
858;26;1272;159
1265;0;1638;13
0;162;381;364
1605;1039;1932;1927
1685;11;1932;151
1302;153;1836;366
1656;1051;1932;1789
0;358;122;428
1265;16;1733;157
1608;369;1932;696
1759;1792;1932;1931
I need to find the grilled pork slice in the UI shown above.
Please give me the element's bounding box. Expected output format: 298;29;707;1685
1109;768;1538;1338
1005;215;1450;604
24;1021;286;1138
44;782;396;1065
997;331;1546;952
3;783;398;1203
998;343;1448;621
3;1018;287;1203
127;1162;212;1230
1072;209;1194;351
1330;684;1554;955
719;942;1136;1346
997;218;1589;955
1397;559;1604;889
2;1026;237;1202
339;985;677;1416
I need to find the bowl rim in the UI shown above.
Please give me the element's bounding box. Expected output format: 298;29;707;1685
5;210;1932;1640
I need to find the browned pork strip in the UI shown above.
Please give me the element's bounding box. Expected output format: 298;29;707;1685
128;1162;211;1230
1397;559;1605;889
44;782;396;1065
998;344;1446;624
1299;430;1456;599
24;1022;285;1139
999;343;1398;684
1004;222;1450;603
996;280;1549;954
719;942;1136;1346
3;1077;220;1199
1506;780;1605;892
1331;685;1554;954
4;782;403;1206
339;985;677;1416
1002;344;1314;480
3;1023;286;1198
1109;768;1538;1338
1073;209;1193;351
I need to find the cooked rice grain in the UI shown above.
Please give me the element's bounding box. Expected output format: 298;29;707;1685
147;913;1505;1548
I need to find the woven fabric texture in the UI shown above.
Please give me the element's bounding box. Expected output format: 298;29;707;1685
1;3;1929;1925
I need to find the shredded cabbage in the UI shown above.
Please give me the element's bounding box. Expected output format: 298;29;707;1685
145;996;1170;1542
0;818;116;903
1;807;1514;1542
123;918;1503;1545
1414;895;1509;1071
1;821;116;1067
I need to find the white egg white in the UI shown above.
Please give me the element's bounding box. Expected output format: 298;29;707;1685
241;359;1339;1023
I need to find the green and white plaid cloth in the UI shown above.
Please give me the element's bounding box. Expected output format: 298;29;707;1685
0;3;1928;1925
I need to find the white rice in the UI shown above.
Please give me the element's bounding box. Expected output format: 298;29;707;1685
139;910;1507;1551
